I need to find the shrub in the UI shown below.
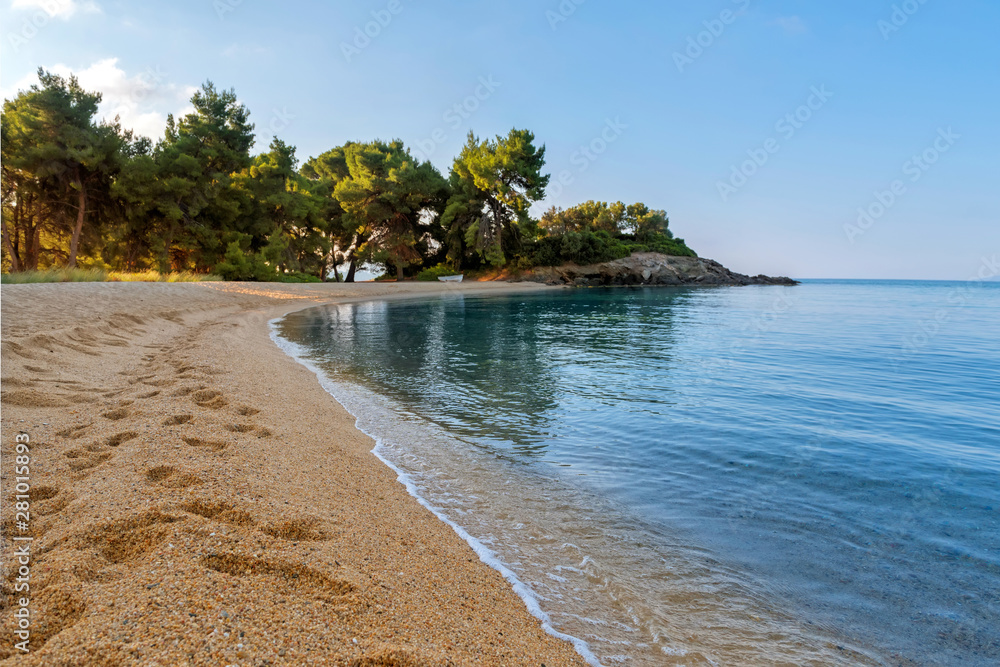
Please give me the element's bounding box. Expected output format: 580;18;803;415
275;272;322;283
416;263;462;281
214;240;278;281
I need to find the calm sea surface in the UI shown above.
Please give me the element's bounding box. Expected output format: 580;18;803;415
273;281;1000;666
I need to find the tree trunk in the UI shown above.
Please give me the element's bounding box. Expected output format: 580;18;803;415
332;262;342;283
29;225;41;271
396;263;404;281
345;258;357;283
1;214;21;272
67;187;87;269
26;195;41;271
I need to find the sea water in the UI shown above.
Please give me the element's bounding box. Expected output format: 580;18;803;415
272;281;1000;666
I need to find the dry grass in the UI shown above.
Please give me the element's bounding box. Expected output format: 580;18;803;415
1;268;221;284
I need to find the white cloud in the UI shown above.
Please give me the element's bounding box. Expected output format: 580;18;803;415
772;16;807;35
2;58;197;140
10;0;101;19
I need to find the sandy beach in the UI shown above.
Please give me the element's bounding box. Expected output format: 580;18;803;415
0;280;587;666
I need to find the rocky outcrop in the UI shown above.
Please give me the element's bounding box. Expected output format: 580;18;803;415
522;252;798;287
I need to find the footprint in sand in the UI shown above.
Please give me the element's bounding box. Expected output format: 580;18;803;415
105;431;139;447
56;423;94;440
0;587;86;659
200;554;353;602
145;466;202;488
260;517;329;542
220;421;271;437
101;402;136;421
182;436;229;453
84;510;183;564
163;414;193;426
191;389;228;409
235;405;260;416
27;485;60;502
180;499;255;527
141;378;176;388
30;486;72;517
64;447;112;472
355;647;433;667
1;389;70;408
137;390;160;399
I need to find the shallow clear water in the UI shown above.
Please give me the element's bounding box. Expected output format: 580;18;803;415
274;281;1000;666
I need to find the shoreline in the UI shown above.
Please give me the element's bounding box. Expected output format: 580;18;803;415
267;317;602;665
0;280;586;665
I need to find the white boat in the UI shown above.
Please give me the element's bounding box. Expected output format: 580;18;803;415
438;274;464;282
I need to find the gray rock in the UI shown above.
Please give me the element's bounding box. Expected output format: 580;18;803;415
521;252;798;287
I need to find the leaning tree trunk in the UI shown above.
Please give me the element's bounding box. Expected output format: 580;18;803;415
67;187;87;269
345;258;357;283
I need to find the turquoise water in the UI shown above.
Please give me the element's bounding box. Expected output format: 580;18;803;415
274;281;1000;666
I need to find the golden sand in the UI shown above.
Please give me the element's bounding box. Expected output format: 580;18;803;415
0;281;587;666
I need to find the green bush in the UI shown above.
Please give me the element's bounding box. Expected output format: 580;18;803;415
275;271;322;283
525;230;696;268
214;240;278;281
530;230;630;266
416;263;462;281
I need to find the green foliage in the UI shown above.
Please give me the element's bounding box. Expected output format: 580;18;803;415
442;129;550;267
214;237;278;281
1;69;698;282
334;140;448;278
528;200;696;266
2;68;127;271
529;230;631;266
416;263;461;281
541;201;674;240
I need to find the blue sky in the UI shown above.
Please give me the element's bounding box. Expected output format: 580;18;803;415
2;0;998;279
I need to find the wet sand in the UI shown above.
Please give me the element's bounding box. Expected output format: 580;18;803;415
0;280;586;666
